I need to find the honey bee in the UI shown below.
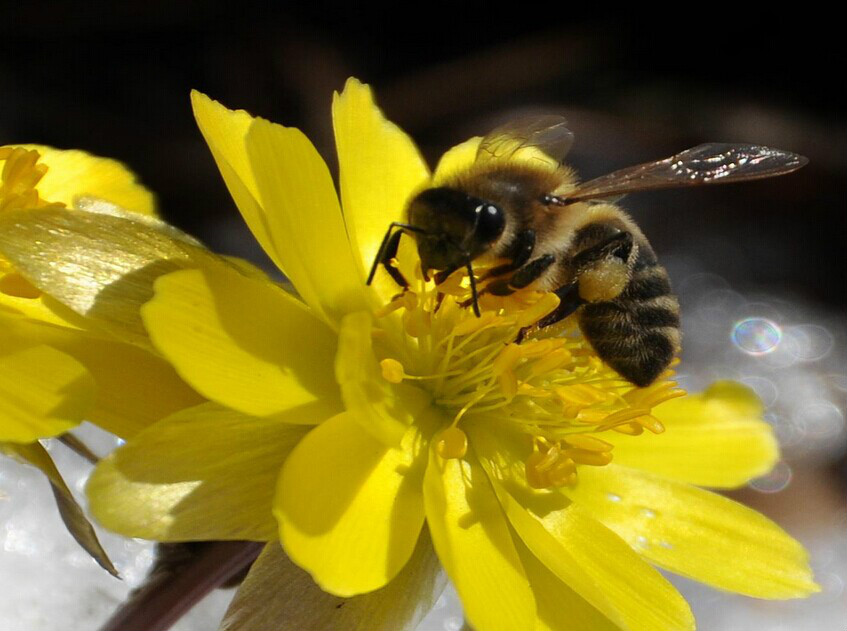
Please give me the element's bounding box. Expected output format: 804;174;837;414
367;117;807;386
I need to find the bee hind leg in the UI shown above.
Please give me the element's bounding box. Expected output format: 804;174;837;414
516;282;583;342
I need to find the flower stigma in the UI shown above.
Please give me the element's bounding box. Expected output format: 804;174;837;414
373;236;685;488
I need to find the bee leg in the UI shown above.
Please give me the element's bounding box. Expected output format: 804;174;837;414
517;231;634;341
481;229;536;279
516;283;583;342
486;254;556;296
539;282;584;327
381;230;410;288
433;265;460;285
367;222;420;288
466;259;481;317
571;230;633;272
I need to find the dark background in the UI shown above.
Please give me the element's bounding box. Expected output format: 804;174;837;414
1;4;844;311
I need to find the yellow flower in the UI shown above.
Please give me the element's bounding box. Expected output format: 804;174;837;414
66;79;817;630
0;143;195;575
0;145;205;440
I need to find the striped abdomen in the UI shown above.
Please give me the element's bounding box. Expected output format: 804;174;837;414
578;244;680;387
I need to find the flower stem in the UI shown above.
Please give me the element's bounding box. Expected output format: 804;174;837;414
98;540;263;631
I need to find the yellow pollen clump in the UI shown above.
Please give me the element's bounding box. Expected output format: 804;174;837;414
374;240;685;489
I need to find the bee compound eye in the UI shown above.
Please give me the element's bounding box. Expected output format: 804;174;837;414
475;203;505;241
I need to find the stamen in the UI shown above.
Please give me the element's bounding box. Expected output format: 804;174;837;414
0;147;64;213
380;358;406;383
526;440;577;489
380;357;463;384
371;238;684;477
436;426;468;459
564;434;613;452
492;344;522;376
515;292;560;327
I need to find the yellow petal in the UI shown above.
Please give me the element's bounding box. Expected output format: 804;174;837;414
59;335;204;438
335;311;430;445
87;402;309;541
471;423;694;631
0;345;94;443
515;538;622;631
193;91;357;324
244;117;371;324
0;273;91;331
276;412;428;596
565;464;819;599
431;132;559;184
221;531;445;631
609;382;778;488
190;92;271;257
423;444;535;631
7;144;156;215
142;266;342;421
332;78;430;298
0;206;223;348
431;137;482;185
2;315;203;438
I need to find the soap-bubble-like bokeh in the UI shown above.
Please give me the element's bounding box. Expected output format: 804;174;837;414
731;317;782;355
671;261;847;466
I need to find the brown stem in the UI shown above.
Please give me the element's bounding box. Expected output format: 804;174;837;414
98;540;263;631
59;433;101;464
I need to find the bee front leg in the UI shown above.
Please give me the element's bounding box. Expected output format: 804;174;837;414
481;229;536;280
367;222;412;288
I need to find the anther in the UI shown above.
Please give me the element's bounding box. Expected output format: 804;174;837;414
515;292;560;328
493;344;522;376
380;358;406;383
436;426;468;459
564;434;613;452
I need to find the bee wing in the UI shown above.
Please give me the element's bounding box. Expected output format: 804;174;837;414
565;143;808;203
477;115;575;164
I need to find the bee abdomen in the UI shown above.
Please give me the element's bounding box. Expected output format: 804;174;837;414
578;265;680;387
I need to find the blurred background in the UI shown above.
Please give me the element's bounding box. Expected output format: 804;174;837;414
0;4;844;630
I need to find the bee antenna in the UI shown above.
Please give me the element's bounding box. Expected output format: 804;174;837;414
465;259;481;317
367;222;428;286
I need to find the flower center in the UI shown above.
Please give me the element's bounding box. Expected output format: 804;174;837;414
374;237;684;488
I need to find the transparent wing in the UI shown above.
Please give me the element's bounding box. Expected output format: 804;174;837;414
565;143;808;203
477;115;575;164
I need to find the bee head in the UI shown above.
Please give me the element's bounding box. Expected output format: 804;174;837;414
407;187;505;274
